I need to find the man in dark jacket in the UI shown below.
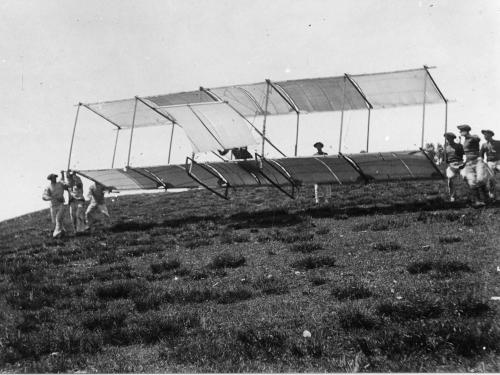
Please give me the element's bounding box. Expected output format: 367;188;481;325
444;132;464;202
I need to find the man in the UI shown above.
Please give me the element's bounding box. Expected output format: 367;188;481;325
85;181;112;229
443;132;464;202
313;142;332;204
66;170;87;233
457;124;489;206
42;173;69;238
480;129;500;200
218;147;252;160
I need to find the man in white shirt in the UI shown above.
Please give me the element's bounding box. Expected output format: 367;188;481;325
42;173;69;238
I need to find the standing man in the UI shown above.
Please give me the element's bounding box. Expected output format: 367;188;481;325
42;173;69;238
66;170;87;233
313;142;332;204
480;129;500;200
86;181;112;230
457;124;489;206
443;132;464;202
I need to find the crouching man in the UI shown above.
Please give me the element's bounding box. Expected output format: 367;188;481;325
85;181;113;230
42;173;69;238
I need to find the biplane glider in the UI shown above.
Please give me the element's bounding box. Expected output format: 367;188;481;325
67;66;448;200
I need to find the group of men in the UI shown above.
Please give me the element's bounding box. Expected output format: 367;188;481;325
314;125;500;207
42;171;111;238
445;125;499;206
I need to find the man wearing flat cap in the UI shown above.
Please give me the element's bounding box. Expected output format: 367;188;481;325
443;132;464;202
457;125;490;206
42;173;69;238
65;170;88;233
480;129;500;200
313;142;332;204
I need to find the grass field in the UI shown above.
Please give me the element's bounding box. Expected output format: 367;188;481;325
0;179;499;372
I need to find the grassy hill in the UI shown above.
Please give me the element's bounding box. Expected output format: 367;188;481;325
1;180;499;372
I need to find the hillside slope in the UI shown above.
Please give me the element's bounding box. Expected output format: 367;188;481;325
1;181;499;372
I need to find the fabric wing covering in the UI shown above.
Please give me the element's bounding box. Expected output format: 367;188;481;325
75;150;441;192
346;151;443;181
144;90;215;107
82;68;446;130
209;83;294;117
274;77;368;112
158;102;258;153
84;98;172;129
350;68;443;108
76;168;161;190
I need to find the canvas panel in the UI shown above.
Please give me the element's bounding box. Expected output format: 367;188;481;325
314;156;365;184
347;152;419;181
206;162;261;187
138;165;200;188
144;90;215;107
159;103;257;153
237;160;291;186
190;102;258;149
350;69;443;108
275;77;368;112
85;99;172;129
273;157;337;184
392;151;443;179
157;105;223;153
210;83;293;117
76;168;160;190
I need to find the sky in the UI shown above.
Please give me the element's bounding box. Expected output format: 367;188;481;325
1;0;499;221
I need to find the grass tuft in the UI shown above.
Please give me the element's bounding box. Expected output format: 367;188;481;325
217;287;254;304
291;255;336;270
372;242;401;251
337;303;378;330
251;275;289;295
331;281;372;300
94;279;144;300
209;253;246;269
438;236;462;244
376;298;444;321
150;259;181;274
290;241;323;253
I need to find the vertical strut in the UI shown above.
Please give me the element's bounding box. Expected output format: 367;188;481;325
294;112;300;156
67;103;81;171
111;129;120;168
366;108;371;152
167;124;175;164
261;80;271;156
339;76;346;152
126;97;139;167
421;72;428;148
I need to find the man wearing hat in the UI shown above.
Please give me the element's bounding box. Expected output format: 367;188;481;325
86;181;112;230
457;124;489;206
65;170;88;233
480;129;500;199
313;142;332;204
42;173;69;238
443;132;464;202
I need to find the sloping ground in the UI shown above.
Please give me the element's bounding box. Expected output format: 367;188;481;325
0;181;499;372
